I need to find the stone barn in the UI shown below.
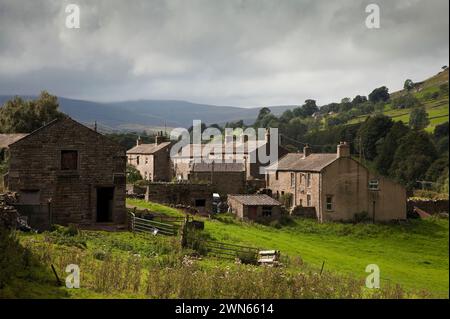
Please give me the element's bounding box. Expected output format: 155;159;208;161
5;117;127;229
227;194;282;221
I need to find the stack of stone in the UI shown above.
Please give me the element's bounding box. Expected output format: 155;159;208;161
0;192;19;229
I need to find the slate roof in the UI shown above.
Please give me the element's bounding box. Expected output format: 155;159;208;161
228;194;281;206
0;134;28;148
127;142;171;154
191;162;244;172
266;153;338;172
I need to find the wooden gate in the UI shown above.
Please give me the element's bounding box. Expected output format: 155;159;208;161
129;212;179;236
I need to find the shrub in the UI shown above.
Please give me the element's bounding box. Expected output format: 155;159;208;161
354;211;371;223
237;251;258;265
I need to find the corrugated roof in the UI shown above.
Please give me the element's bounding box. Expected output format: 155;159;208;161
191;162;244;172
127;142;171;154
0;134;28;148
266;153;338;172
228;194;281;206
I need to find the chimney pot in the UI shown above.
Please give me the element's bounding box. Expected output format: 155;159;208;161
303;144;311;158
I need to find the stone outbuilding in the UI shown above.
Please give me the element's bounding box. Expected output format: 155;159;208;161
227;194;282;221
5;117;127;229
266;142;407;222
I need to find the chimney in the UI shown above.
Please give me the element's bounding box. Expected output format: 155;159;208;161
136;136;142;146
303;144;311;158
155;132;164;145
337;141;350;158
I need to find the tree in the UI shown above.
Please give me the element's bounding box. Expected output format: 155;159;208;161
409;107;429;130
352;95;368;105
0;91;64;133
126;164;143;184
389;131;438;189
368;86;390;103
403;79;414;91
374;122;410;175
392;93;421;109
357;114;394;160
301;99;319;117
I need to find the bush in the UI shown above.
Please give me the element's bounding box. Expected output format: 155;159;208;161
354;211;370;223
237;251;258;265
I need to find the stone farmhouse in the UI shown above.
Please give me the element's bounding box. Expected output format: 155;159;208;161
127;134;172;182
265;142;407;222
227;194;282;220
4;117;127;229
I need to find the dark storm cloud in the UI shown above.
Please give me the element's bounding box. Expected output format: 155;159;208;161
0;0;448;106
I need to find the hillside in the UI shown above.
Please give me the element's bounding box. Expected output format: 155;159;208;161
347;69;449;131
0;96;291;131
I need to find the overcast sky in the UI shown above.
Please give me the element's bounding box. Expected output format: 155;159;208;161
0;0;448;107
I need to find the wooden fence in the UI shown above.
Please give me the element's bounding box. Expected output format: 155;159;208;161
197;239;259;260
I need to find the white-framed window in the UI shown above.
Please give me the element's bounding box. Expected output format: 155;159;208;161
369;180;379;191
290;173;295;188
326;195;333;211
306;194;312;207
306;173;311;188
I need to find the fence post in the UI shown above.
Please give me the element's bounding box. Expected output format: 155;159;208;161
180;215;189;248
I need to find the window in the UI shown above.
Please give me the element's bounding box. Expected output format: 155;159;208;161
369;180;379;191
145;157;148;164
326;195;333;211
61;150;78;170
306;194;312;207
275;171;279;180
290;173;295;188
144;171;148;180
306;173;311;188
262;206;272;217
136;156;140;165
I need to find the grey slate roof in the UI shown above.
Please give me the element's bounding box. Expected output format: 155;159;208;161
127;142;171;154
228;194;281;206
266;153;338;172
191;162;244;172
0;134;28;148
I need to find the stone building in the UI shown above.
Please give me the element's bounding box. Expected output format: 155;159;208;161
127;134;172;182
188;162;246;195
0;133;28;161
172;130;288;182
5;117;127;229
227;194;282;221
266;142;407;222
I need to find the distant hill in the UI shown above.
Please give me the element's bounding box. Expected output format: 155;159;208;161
0;96;293;132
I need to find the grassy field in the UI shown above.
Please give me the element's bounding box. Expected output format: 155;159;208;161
1;199;448;299
127;199;449;297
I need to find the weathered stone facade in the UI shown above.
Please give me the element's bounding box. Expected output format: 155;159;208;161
6;117;127;229
267;143;407;222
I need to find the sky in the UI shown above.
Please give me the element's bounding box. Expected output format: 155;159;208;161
0;0;448;107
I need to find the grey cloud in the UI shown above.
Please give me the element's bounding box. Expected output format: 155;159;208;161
0;0;448;106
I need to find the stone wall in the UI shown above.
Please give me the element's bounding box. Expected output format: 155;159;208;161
145;182;213;213
407;199;449;215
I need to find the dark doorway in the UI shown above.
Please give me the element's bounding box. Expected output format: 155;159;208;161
97;187;114;222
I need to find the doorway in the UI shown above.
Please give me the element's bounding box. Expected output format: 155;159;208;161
97;187;114;222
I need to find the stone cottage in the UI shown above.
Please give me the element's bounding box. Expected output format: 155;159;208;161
127;134;172;182
227;194;282;221
265;142;407;222
5;117;127;229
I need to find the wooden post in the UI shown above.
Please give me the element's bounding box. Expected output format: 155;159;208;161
320;261;325;275
180;215;189;248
